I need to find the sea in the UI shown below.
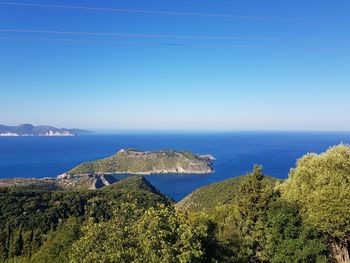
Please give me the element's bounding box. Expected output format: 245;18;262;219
0;132;349;201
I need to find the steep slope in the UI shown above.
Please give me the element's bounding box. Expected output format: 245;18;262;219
0;175;172;204
57;174;118;190
0;176;172;261
104;176;173;204
177;174;280;212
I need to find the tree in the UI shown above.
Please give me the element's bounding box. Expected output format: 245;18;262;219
69;202;141;263
30;217;82;263
8;227;24;258
69;202;213;263
233;165;274;262
281;144;350;263
265;199;328;263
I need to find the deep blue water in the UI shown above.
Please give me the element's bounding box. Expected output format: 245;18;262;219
0;132;349;201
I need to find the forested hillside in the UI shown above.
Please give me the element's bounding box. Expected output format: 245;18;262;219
176;173;280;212
0;145;349;262
0;177;171;262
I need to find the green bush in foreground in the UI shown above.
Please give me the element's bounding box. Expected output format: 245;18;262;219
30;217;82;263
69;203;214;263
205;166;328;263
281;144;350;262
265;199;328;263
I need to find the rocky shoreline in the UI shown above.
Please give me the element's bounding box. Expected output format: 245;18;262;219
65;149;215;177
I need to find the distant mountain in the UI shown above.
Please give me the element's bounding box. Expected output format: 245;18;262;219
0;124;92;136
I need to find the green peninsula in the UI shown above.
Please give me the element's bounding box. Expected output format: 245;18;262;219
63;148;215;176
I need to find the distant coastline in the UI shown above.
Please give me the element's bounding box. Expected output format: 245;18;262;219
0;124;92;136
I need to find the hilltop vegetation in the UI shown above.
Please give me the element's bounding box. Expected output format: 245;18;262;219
177;145;350;262
177;174;280;212
0;174;118;191
0;177;172;262
0;172;167;192
0;178;63;191
178;165;329;262
66;149;214;176
0;145;349;262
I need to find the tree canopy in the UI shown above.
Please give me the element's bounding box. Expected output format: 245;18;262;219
281;144;350;262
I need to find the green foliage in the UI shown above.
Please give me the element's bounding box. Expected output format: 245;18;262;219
8;227;24;258
2;145;350;262
200;166;276;262
233;165;274;262
191;166;330;263
69;203;214;263
0;178;62;191
177;172;279;212
265;199;328;263
281;144;350;260
0;177;171;262
30;217;83;263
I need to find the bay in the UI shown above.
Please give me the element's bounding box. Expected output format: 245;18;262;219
0;132;349;201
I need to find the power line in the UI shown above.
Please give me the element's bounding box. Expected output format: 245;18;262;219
0;36;282;49
0;29;323;42
2;36;348;51
0;1;307;22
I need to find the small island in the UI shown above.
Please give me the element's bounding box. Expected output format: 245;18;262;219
61;149;215;177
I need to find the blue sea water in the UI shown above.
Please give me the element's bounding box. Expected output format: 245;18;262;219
0;132;349;201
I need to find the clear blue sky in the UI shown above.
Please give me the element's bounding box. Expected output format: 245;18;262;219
0;0;349;131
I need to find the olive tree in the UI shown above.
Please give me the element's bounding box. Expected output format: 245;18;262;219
280;144;350;263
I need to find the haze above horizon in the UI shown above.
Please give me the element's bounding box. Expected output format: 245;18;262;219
1;0;349;131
